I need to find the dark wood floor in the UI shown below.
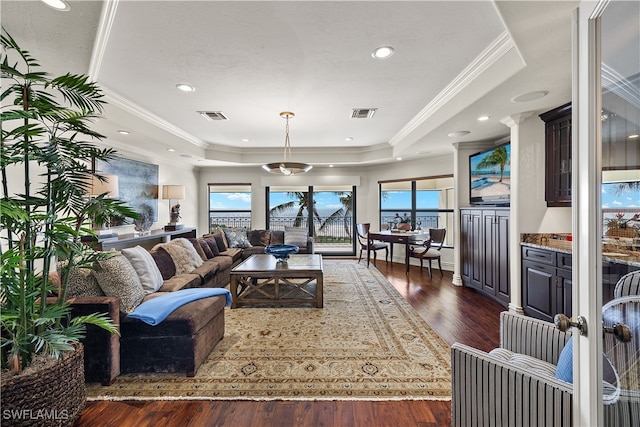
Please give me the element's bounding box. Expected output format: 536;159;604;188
74;261;504;427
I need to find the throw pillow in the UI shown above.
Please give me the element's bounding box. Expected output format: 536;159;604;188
223;228;253;249
93;254;145;313
555;336;573;383
57;262;104;298
198;238;215;259
121;245;164;295
284;227;308;248
202;235;220;257
149;247;176;280
250;230;272;247
211;231;228;253
155;238;203;275
188;238;208;261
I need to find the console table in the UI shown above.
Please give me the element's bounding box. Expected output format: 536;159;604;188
82;227;196;251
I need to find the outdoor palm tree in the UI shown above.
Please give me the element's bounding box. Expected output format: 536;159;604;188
476;146;509;183
318;192;353;237
269;191;355;241
269;192;322;230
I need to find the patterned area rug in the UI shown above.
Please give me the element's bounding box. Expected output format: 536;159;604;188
87;260;452;401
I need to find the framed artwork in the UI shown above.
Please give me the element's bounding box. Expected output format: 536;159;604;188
95;157;159;223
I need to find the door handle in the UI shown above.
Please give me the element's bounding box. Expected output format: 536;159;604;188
554;313;588;336
555;313;632;342
602;322;632;343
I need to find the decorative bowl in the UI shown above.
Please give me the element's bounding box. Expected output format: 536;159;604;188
265;244;299;262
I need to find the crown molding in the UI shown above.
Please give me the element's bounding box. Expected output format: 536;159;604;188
103;87;208;149
88;0;119;81
389;31;516;147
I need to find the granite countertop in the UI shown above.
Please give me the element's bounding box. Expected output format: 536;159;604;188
521;233;640;267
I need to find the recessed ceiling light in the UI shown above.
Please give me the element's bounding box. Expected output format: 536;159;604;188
117;130;130;135
176;83;195;92
345;137;354;142
477;115;490;121
329;164;334;168
448;131;471;138
396;157;403;161
166;148;176;152
629;134;639;139
511;90;549;103
241;138;250;142
372;46;394;60
41;0;70;11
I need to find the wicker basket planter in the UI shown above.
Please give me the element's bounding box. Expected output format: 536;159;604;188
0;344;86;427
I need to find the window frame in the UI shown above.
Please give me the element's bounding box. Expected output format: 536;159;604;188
207;183;252;232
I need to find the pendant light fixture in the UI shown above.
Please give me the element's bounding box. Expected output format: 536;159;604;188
262;111;312;175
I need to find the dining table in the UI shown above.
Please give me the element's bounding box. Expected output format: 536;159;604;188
366;229;430;273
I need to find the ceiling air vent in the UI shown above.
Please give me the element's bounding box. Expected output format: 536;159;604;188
198;111;229;121
350;108;377;119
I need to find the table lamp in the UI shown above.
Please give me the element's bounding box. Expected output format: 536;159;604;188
162;184;186;231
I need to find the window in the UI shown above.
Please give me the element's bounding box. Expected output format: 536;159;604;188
380;175;454;247
208;184;252;232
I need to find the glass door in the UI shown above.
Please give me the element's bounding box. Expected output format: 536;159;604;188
267;185;356;255
575;1;639;425
600;1;640;424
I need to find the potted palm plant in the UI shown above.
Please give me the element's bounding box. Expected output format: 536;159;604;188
1;31;136;426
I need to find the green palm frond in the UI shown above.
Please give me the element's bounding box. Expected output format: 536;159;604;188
1;28;125;372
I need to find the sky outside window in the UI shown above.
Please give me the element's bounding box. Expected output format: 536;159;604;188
210;192;251;210
602;183;640;208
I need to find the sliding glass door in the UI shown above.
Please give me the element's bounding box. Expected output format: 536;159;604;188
267;185;355;255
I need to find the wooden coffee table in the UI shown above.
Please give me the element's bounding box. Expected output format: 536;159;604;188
230;254;324;308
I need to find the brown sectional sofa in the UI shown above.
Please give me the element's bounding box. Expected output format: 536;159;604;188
69;228;312;385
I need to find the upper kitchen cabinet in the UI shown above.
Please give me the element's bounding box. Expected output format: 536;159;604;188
540;103;572;207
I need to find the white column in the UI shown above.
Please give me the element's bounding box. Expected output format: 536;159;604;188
500;112;533;314
452;145;463;286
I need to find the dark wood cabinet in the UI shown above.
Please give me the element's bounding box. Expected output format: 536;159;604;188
521;246;572;323
540;103;572;207
523;245;640;321
460;207;510;307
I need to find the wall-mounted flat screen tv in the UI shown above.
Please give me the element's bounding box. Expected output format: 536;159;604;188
469;142;511;206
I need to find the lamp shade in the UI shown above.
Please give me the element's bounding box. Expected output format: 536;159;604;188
162;185;186;200
87;174;119;197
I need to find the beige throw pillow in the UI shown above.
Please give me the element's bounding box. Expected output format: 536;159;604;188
121;245;164;294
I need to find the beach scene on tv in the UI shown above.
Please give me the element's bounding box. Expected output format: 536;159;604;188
470;144;511;199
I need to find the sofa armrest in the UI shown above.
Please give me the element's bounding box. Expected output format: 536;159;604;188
68;296;121;385
451;342;573;427
500;311;571;365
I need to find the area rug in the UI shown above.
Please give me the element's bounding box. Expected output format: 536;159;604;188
86;260;452;401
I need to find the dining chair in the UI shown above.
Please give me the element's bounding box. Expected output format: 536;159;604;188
356;223;388;266
409;228;446;278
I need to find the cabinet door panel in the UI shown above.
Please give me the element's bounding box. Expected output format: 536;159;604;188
557;268;572;318
522;260;556;323
469;212;482;289
482;212;497;293
496;213;510;302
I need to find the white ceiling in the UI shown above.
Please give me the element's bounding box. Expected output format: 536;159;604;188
2;0;579;169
